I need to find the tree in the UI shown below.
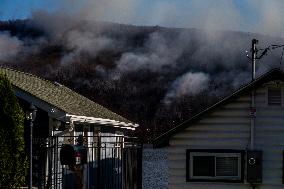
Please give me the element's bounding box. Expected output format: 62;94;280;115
0;74;27;188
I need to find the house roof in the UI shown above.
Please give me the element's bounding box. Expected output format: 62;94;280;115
154;68;284;147
0;66;135;126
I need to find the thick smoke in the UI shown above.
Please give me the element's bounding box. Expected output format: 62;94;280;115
116;32;183;73
61;30;117;65
31;11;121;65
0;32;23;61
3;1;284;104
164;72;209;103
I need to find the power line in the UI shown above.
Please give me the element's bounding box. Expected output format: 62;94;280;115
246;41;284;65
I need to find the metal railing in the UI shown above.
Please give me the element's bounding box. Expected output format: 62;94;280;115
34;135;142;189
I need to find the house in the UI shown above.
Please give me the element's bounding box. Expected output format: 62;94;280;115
0;67;140;189
154;68;284;189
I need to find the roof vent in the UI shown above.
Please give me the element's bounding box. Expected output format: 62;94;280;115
268;87;281;106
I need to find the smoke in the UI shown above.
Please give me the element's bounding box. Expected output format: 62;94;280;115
31;11;79;39
81;0;139;24
17;8;284;104
182;0;242;32
116;32;183;74
252;0;284;37
28;0;284;68
31;10;122;65
3;0;284;134
164;72;209;103
3;1;284;104
61;30;118;65
66;31;113;54
35;0;284;38
0;32;23;61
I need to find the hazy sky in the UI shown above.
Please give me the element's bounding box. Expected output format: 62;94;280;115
1;0;284;36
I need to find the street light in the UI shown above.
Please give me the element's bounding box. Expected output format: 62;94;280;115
26;104;37;189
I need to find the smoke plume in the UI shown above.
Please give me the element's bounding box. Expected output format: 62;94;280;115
0;32;23;61
164;72;209;103
3;1;284;105
116;32;183;74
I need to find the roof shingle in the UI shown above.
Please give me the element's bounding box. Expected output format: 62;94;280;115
0;67;132;124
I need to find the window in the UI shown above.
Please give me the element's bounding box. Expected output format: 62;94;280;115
268;87;281;106
186;149;244;182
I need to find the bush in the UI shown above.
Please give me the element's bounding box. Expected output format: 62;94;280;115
0;74;27;188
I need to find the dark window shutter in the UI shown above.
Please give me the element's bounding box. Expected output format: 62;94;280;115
268;87;281;105
216;157;238;176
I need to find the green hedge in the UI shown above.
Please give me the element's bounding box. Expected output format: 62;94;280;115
0;74;27;188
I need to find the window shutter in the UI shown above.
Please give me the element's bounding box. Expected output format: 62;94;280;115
216;157;239;177
268;87;281;105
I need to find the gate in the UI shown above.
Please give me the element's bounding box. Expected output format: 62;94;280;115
42;135;142;189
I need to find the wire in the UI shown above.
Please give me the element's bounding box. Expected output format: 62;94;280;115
256;46;270;59
271;44;284;50
255;44;284;63
247;42;284;67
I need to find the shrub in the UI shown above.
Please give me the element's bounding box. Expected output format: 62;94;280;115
0;74;27;188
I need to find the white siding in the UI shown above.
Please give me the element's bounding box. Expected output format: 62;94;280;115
168;83;284;189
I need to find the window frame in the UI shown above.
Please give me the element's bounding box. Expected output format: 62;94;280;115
186;149;245;183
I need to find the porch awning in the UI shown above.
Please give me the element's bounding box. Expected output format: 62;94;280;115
67;114;139;131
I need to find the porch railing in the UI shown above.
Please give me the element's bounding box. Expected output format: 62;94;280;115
34;135;142;189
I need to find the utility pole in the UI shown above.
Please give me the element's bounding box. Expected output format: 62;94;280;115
247;38;284;149
251;39;258;81
250;39;258;150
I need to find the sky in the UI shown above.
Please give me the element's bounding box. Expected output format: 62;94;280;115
1;0;284;37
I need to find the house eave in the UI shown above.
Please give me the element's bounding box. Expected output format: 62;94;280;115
13;86;139;132
154;68;284;148
66;114;139;131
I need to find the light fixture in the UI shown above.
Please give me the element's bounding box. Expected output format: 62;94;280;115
26;104;37;121
53;119;61;130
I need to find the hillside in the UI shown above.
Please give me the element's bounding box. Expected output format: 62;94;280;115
0;19;283;142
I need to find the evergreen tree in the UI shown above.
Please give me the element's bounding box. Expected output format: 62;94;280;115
0;74;27;188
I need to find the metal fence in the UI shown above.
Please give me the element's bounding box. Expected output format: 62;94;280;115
34;135;142;189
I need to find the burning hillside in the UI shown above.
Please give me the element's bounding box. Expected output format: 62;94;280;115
1;16;284;141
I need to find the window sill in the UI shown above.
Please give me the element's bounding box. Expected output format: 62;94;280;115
186;178;244;183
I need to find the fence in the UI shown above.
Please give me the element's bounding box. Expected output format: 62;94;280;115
34;135;142;189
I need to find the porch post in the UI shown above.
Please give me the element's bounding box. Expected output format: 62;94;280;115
29;120;33;189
